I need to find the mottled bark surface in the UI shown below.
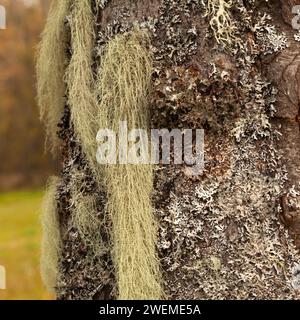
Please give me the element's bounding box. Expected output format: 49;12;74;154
264;0;300;249
55;0;300;299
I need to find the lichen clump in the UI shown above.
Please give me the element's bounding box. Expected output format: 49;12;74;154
40;176;61;295
95;30;162;300
203;0;238;47
36;0;71;152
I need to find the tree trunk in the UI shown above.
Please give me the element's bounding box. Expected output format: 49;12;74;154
39;0;300;300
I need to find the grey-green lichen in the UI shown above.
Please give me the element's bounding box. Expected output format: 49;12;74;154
151;0;300;299
254;13;289;55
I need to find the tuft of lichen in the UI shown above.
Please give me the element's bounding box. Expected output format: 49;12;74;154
36;0;71;152
95;29;162;300
40;176;61;295
202;0;238;48
254;14;289;55
294;31;300;42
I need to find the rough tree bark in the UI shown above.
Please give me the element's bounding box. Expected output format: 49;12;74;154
40;0;300;300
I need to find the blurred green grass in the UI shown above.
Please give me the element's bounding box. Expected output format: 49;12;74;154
0;190;53;300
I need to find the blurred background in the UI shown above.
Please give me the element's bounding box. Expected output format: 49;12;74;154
0;0;56;299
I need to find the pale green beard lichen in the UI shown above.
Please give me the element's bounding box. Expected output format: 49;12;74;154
65;0;97;170
65;0;161;299
36;0;71;152
68;167;110;261
40;176;61;295
95;30;162;300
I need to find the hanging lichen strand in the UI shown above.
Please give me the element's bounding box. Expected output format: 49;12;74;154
65;0;97;168
40;176;61;295
64;0;117;296
95;30;161;300
65;0;161;299
36;0;70;152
